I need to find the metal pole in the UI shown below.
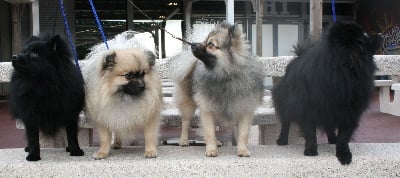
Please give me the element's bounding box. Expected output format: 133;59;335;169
256;0;264;56
310;0;322;40
224;0;234;24
32;0;39;36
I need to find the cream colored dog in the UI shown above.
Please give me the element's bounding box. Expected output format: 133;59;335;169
83;48;162;159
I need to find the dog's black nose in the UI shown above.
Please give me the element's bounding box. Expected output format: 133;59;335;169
136;83;145;91
11;55;21;64
191;43;200;50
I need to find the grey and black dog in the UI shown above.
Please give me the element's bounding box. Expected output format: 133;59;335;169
172;22;265;157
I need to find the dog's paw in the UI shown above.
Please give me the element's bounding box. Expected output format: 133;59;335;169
144;150;157;158
26;154;41;161
237;149;251;157
92;152;109;160
336;151;352;165
276;138;288;146
205;149;218;157
304;148;318;156
69;148;84;156
24;147;29;152
111;143;122;150
179;139;189;147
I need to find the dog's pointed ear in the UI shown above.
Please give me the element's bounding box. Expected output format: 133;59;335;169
227;24;247;51
144;50;156;66
25;36;41;46
47;35;62;51
228;24;241;39
46;35;72;60
103;51;116;70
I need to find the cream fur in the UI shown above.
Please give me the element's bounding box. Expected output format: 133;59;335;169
82;48;162;159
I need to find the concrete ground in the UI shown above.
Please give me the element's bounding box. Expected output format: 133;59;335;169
1;144;400;177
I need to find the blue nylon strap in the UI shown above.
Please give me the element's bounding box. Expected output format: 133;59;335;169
57;0;81;71
88;0;109;49
331;0;337;22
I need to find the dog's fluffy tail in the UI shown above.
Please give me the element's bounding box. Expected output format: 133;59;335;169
167;51;197;82
293;37;316;57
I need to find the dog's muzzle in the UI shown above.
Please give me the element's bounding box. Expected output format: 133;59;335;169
120;81;145;96
191;43;217;69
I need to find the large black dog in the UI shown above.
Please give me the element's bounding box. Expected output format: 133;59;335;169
272;21;383;165
9;35;85;161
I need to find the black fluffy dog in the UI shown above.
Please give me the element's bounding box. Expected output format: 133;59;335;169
9;35;85;161
272;21;383;165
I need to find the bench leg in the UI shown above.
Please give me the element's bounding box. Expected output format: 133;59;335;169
77;128;93;147
258;124;304;145
258;125;279;145
379;86;391;114
39;130;66;148
391;86;400;116
39;128;92;148
379;84;400;116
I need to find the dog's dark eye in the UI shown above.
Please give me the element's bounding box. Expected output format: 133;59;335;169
124;72;134;80
358;33;369;45
30;53;39;60
207;41;220;49
139;71;145;78
124;71;145;80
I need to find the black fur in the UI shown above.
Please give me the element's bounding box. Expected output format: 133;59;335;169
9;34;85;161
191;43;217;69
272;21;383;165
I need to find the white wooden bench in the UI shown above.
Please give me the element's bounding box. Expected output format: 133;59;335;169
1;55;400;147
375;76;400;116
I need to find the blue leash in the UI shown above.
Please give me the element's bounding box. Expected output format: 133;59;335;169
57;0;81;71
88;0;109;49
331;0;337;22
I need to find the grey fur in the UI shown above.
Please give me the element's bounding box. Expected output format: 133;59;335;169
172;22;264;156
192;59;264;122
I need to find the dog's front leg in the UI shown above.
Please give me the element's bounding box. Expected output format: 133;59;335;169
237;112;253;157
177;90;196;147
93;125;111;159
302;122;318;156
65;121;84;156
25;124;41;161
336;122;357;165
276;119;291;145
200;110;218;157
144;113;160;158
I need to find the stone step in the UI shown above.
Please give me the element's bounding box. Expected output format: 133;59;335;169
1;143;399;177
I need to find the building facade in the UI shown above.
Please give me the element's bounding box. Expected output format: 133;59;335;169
0;0;399;96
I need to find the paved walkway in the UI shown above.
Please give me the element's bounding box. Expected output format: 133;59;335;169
1;144;400;177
